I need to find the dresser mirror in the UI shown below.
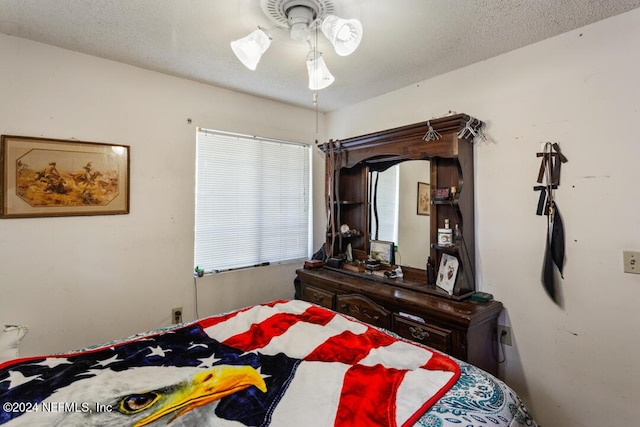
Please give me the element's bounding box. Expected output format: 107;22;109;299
368;160;430;269
321;114;482;299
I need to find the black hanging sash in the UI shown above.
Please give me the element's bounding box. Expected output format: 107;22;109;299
535;143;568;304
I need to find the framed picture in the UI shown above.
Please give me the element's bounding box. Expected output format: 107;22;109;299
1;135;130;218
369;240;395;265
417;182;430;215
436;254;459;295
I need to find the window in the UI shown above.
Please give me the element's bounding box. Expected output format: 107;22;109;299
195;128;311;272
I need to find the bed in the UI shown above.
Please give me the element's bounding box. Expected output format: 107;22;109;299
0;300;537;426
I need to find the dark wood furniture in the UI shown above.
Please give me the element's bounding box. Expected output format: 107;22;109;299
320;114;483;299
296;267;503;375
297;113;503;374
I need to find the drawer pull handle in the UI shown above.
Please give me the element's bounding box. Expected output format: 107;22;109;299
409;326;430;341
313;293;324;303
340;304;381;322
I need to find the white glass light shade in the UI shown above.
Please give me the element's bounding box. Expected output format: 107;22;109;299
321;15;363;56
230;29;271;70
307;51;335;90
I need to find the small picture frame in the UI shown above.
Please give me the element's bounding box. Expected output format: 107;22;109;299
369;240;395;265
417;182;430;215
436;254;459;295
1;135;130;218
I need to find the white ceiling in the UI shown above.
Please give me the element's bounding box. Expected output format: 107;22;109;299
1;0;639;112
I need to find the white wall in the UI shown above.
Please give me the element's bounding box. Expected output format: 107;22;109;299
327;9;640;427
0;34;326;356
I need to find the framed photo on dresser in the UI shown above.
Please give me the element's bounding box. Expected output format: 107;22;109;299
436;254;459;295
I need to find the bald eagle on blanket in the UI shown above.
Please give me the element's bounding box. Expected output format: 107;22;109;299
0;324;300;426
4;365;266;426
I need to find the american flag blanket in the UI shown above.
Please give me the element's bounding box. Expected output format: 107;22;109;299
0;300;459;426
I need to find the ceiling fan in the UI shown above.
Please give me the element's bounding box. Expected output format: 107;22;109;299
231;0;363;90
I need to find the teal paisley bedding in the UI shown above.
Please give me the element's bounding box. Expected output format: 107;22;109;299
417;361;537;427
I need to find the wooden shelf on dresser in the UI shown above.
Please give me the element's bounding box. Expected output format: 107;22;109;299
320;114;484;298
296;267;503;375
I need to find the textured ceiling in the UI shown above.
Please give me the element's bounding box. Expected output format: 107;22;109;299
1;0;639;112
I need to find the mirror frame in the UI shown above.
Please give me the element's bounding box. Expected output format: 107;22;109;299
321;114;483;299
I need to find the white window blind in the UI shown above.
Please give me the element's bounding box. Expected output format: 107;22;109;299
195;129;311;272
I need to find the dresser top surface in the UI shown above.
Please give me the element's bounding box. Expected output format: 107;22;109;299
297;268;502;322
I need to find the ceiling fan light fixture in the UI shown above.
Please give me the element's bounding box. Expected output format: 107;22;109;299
234;0;360;93
230;28;272;70
307;50;334;90
321;14;363;56
286;5;315;42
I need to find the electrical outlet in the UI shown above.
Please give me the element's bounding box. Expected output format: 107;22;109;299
498;325;512;346
623;250;640;274
172;307;183;324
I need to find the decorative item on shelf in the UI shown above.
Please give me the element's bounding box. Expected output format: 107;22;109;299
450;186;457;199
426;256;436;285
433;187;451;201
437;219;453;247
453;223;462;244
436;254;459;295
342;228;361;237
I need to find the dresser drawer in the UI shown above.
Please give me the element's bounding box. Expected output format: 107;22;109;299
301;285;335;309
393;315;452;353
336;294;391;329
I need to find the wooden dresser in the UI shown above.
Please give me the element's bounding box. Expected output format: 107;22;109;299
296;267;503;375
304;114;503;375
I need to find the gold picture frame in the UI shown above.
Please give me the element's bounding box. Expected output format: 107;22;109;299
417;181;430;215
1;135;130;218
